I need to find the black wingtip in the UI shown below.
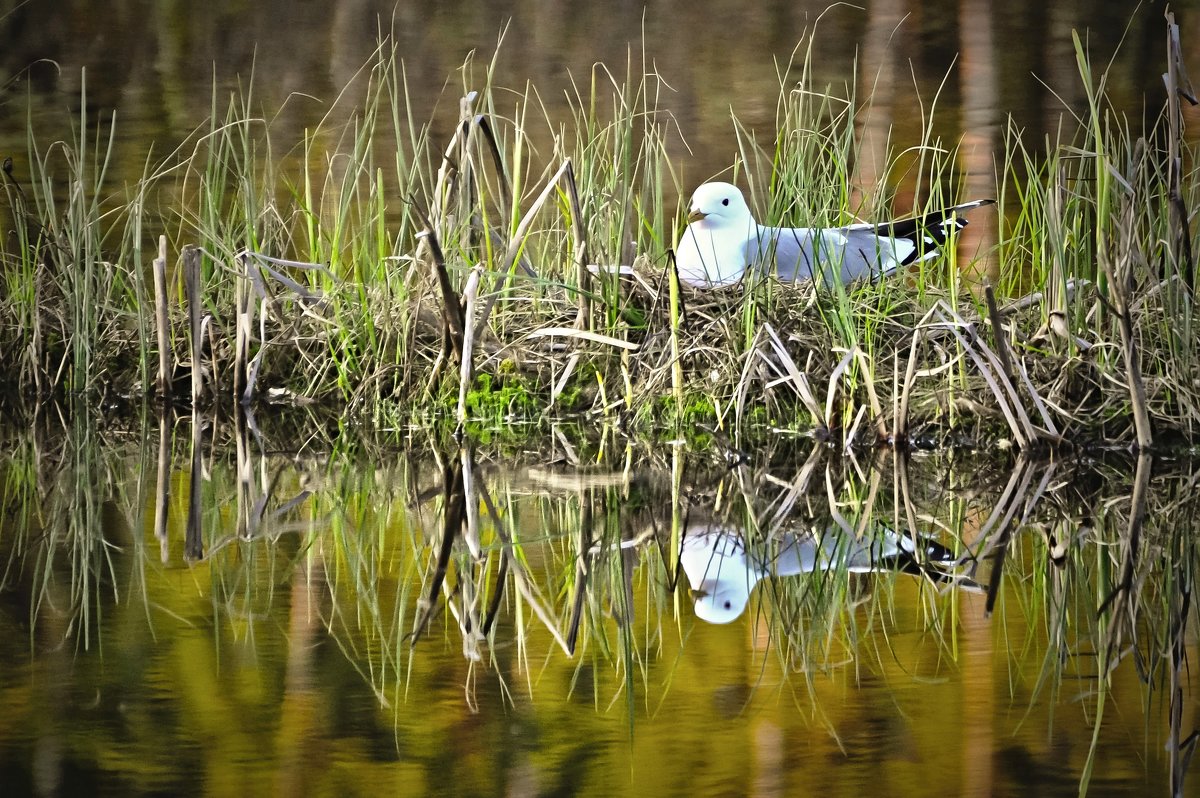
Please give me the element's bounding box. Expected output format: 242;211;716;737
887;199;994;265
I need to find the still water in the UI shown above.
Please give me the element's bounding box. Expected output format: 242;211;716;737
2;0;1199;195
0;414;1195;796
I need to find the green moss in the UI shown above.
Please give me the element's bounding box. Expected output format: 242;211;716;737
682;396;716;426
464;372;537;422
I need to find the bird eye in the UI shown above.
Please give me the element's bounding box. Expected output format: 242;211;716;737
722;198;730;206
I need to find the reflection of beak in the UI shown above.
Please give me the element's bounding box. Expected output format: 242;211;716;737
689;587;709;599
687;208;707;223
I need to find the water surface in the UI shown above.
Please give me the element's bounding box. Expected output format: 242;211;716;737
0;416;1195;796
2;1;1198;196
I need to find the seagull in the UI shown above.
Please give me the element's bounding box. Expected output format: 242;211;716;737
675;181;994;289
679;522;962;624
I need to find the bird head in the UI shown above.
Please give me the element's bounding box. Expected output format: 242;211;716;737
686;182;753;228
680;524;757;624
690;582;753;624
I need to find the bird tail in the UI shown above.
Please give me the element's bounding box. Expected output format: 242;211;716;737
872;199;995;267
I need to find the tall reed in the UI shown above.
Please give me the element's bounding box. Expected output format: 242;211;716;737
0;19;1197;450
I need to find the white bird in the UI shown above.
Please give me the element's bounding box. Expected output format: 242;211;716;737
679;522;960;624
675;181;994;289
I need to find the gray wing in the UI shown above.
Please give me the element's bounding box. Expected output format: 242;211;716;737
752;226;905;286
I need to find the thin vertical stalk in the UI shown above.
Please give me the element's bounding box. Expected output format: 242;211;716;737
183;246;204;408
152;235;172;401
457;265;483;428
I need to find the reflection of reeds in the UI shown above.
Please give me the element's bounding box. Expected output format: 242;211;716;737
2;419;1199;790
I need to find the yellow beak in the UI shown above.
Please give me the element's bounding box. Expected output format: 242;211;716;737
687;208;707;223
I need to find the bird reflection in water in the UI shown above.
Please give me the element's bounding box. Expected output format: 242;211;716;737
680;522;968;624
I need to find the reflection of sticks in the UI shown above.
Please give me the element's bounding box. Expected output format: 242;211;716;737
764;440;825;533
853;456;885;542
154;408;171;564
478;479;572;655
409;461;464;644
617;546;636;627
896;450;921;551
460;447;481;559
1098;454;1152;619
975;457;1035;551
480;553;509;637
184;411;204;561
981;464;1055;614
973;458;1038;615
565;501;593;654
1168;536;1198;796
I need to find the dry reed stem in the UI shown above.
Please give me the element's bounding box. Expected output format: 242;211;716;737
527;327;638;350
415;224;466;363
551;352;581;404
733;331;758;434
984;281;1017;386
668;254;683;416
431;93;475;241
183;245;203;407
896;322;926;445
152;235;171;400
935;304;1035;446
562;160;590;328
458;105;542;341
244;297;266;404
457;264;483;427
233;253;252;404
474;158;579;338
757;324;823;422
1165;10;1197;293
968;324;1044;439
1014;358;1061;439
824;349;856;430
852;348;888;442
1103;140;1154;451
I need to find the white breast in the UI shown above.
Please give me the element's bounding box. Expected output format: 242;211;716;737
675;221;755;288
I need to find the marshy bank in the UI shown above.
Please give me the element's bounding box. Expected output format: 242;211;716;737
0;14;1198;451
